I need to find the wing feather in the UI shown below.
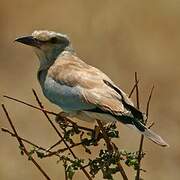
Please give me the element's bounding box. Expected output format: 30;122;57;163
48;52;132;114
46;52;169;147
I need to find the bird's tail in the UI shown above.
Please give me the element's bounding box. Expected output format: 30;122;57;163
119;116;169;147
142;127;169;147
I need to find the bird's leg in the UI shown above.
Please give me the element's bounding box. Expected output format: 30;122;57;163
93;121;116;141
92;120;109;141
92;120;110;140
105;121;116;129
93;125;101;140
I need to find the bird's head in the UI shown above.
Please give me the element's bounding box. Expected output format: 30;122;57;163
15;30;71;61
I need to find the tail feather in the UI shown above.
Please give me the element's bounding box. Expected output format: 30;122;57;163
125;119;169;147
84;106;169;147
143;128;169;147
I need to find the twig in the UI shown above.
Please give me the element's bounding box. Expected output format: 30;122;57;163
136;138;144;180
116;162;128;180
135;72;140;109
137;86;154;173
1;104;51;180
96;120;113;151
96;119;128;180
129;80;139;98
64;160;68;180
3;95;93;132
145;86;154;123
32;89;92;180
1;127;49;152
1;127;85;159
134;72;142;180
46;140;63;151
135;73;154;180
3;95;57;116
43;142;83;157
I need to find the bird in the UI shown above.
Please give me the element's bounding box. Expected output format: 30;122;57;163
15;30;168;147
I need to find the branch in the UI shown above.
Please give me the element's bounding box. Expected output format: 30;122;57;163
129;80;139;98
1;127;50;152
3;95;93;132
2;72;156;180
1;127;87;159
1;104;51;180
135;72;140;109
46;139;63;151
96;120;128;180
3;95;57;116
43;142;83;158
134;72;143;180
32;89;92;180
135;72;154;180
145;85;154;123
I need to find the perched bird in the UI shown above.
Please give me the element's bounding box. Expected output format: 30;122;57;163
15;30;168;147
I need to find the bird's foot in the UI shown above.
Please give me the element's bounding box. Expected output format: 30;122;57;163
55;111;69;124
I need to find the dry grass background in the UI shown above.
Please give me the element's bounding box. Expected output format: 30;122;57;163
0;0;180;179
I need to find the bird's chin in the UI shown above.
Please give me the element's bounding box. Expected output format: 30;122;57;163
33;47;45;61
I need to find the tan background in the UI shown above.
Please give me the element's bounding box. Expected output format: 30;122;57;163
0;0;180;179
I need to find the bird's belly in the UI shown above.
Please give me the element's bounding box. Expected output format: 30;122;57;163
42;77;95;111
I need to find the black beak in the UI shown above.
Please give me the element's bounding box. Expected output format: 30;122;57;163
15;36;41;47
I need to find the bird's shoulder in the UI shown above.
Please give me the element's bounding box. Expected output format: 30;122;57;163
48;52;112;89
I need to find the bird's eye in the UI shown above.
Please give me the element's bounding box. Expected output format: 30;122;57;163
50;37;58;44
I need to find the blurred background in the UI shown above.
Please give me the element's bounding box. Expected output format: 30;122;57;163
0;0;180;179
